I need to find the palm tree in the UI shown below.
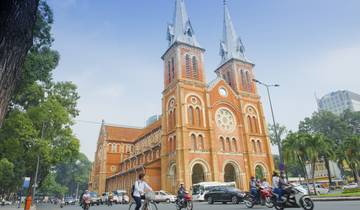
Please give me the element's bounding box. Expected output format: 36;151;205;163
282;132;311;192
343;136;360;184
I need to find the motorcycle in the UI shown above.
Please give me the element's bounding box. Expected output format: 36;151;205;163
244;187;273;208
107;198;113;206
175;191;193;210
271;184;314;210
83;197;91;210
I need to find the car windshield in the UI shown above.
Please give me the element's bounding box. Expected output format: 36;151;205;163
226;187;240;192
192;185;203;195
90;192;97;197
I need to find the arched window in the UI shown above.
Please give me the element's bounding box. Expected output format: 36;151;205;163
168;61;171;83
226;137;231;152
173;136;176;152
192;56;198;80
191;134;197;150
241;70;246;89
117;144;120;153
112;144;116;153
168;111;173;130
185;55;191;78
220;137;225;152
232;138;237;152
173;108;176;128
246;71;251;91
257;140;262;153
195;107;201;127
252;140;257;153
188;106;194;126
247;116;253;132
171;57;175;79
227;71;232;86
253;116;259;133
198;135;204;150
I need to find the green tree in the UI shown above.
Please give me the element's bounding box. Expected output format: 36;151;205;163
0;158;15;195
0;1;80;194
342;135;360;184
268;123;288;145
299;111;346;186
39;173;68;198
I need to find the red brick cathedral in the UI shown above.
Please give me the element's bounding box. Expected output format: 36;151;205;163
88;0;274;195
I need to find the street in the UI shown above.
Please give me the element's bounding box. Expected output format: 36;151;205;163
24;201;360;210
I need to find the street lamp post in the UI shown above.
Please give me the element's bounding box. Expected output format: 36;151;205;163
252;79;284;173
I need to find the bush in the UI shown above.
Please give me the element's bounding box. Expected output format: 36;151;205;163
343;188;360;194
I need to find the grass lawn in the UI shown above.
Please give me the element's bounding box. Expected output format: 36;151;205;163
319;192;360;197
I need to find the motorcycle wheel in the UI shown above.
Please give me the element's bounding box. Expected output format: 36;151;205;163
265;197;274;208
244;195;254;208
186;201;193;210
300;197;314;210
274;202;284;210
231;196;238;204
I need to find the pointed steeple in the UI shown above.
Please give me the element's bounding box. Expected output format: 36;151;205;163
219;1;248;64
167;0;200;48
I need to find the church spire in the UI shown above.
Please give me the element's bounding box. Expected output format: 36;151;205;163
219;0;248;64
167;0;200;48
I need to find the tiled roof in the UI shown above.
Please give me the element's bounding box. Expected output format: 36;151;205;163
105;125;143;142
104;117;162;143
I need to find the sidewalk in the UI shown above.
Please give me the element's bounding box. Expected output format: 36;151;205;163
0;205;36;210
312;196;360;201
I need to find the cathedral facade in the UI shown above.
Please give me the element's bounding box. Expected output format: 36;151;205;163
88;0;274;195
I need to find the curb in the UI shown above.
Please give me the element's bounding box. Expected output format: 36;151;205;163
311;196;360;201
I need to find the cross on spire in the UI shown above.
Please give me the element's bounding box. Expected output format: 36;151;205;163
167;0;200;48
219;1;248;64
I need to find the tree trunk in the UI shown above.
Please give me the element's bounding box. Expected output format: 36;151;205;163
311;160;317;195
298;155;311;194
0;0;39;127
324;157;333;189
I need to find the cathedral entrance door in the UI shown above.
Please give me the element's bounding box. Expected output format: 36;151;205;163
224;163;236;182
192;163;205;184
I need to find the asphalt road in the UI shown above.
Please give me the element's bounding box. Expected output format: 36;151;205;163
28;201;360;210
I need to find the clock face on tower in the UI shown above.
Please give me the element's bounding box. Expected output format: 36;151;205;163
215;108;236;132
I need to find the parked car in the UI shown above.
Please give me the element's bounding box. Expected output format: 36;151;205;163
204;187;245;204
64;197;76;205
343;183;359;190
1;200;12;205
89;192;100;205
301;184;329;195
154;191;176;203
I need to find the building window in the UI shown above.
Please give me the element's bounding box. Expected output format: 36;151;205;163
226;137;231;152
227;71;232;86
241;70;246;89
112;144;117;153
185;55;191;78
232;138;237;152
191;134;197;150
253;116;259;133
168;61;171;83
188;106;194;126
198;135;204;150
192;56;198;80
252;140;257;153
248;116;253;133
257;140;262;153
171;57;175;79
173;108;176;128
220;137;225;151
246;71;251;91
173;136;176;152
195;107;202;127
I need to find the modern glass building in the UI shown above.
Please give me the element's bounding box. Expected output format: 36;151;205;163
317;90;360;115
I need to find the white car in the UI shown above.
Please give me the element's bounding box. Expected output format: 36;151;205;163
303;184;329;195
154;191;176;203
343;183;359;189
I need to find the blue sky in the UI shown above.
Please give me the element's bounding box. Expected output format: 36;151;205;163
47;0;360;160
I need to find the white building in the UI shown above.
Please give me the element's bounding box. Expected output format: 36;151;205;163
317;90;360;115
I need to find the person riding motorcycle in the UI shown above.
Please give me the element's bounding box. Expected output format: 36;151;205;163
82;190;91;209
108;192;113;205
177;183;186;205
272;171;289;202
249;176;260;201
